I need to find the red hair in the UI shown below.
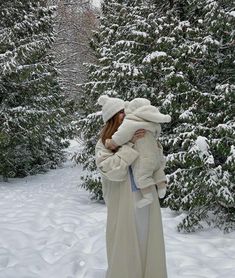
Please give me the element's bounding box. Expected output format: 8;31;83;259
100;112;121;145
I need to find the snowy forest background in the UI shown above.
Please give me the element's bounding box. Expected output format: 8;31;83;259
0;0;235;237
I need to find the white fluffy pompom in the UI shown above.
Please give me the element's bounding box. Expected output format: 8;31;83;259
97;95;109;106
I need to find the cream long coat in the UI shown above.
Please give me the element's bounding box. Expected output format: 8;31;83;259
95;140;168;278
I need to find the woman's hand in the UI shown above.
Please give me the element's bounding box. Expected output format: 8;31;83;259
130;129;146;144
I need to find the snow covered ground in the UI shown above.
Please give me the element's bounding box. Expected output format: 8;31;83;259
91;0;101;9
0;141;235;278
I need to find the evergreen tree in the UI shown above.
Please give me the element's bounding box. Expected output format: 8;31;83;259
151;0;235;232
77;0;235;233
75;0;161;200
0;1;71;180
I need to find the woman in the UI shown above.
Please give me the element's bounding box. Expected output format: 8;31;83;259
95;95;168;278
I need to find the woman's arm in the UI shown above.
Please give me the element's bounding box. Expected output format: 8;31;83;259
95;141;139;181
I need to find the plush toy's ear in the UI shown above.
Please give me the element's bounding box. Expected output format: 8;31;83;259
97;95;109;106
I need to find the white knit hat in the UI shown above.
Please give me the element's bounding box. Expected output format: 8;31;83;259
97;95;125;122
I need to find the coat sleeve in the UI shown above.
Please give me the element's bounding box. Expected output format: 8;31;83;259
111;119;135;146
95;141;139;182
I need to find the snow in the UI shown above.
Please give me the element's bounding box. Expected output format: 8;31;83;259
91;0;102;9
226;145;235;165
203;35;220;46
131;30;148;38
228;11;235;17
112;62;140;76
179;110;193;120
115;40;139;47
0;141;235;278
142;51;167;63
157;37;175;44
189;136;215;165
195;136;209;153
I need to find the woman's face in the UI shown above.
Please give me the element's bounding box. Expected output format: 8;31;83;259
118;109;125;125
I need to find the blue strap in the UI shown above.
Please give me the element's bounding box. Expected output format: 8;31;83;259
129;166;140;192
